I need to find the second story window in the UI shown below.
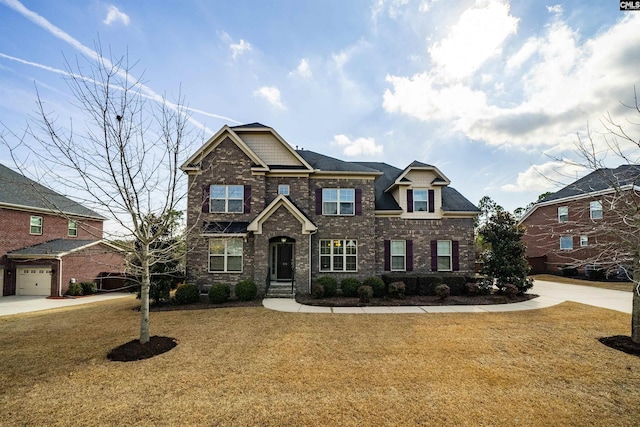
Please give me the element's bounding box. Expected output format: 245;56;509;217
413;189;428;212
68;220;78;237
322;188;355;215
278;184;290;196
590;201;602;219
30;216;42;235
211;185;244;213
558;206;568;223
560;236;573;250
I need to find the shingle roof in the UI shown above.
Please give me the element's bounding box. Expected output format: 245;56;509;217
353;162;403;210
540;165;640;203
441;187;481;212
296;150;382;174
230;122;270;129
0;164;104;219
8;239;100;257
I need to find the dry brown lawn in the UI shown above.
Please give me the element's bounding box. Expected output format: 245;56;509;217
1;295;639;426
532;274;635;292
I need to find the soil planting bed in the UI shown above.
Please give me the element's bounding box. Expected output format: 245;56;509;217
296;293;537;307
599;335;640;357
107;336;178;362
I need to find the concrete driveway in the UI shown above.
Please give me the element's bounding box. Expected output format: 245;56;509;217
0;293;134;317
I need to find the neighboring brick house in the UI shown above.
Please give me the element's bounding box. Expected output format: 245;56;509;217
520;165;640;275
0;164;126;297
181;123;479;296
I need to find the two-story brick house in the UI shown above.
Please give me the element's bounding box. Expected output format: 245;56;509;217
181;123;479;296
0;164;125;297
520;165;640;275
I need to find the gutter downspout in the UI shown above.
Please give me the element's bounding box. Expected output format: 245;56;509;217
56;256;63;297
308;229;317;293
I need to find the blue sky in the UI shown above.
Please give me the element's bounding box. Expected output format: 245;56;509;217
1;0;639;213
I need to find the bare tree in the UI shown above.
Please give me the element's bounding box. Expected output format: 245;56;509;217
1;47;199;344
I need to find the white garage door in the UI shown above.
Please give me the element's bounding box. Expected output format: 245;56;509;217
17;267;52;296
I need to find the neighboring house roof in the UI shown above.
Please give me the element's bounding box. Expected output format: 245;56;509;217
7;239;119;258
296;150;382;175
0;164;104;219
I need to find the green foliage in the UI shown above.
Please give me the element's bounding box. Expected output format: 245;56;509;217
362;276;385;297
149;280;171;304
208;283;230;303
357;285;373;303
235;280;257;301
417;275;443;296
340;278;361;297
435;284;450;300
441;275;467;296
80;281;96;295
174;284;200;305
312;284;325;299
502;284;519;298
382;274;417;295
388;281;406;299
66;282;83;296
479;210;533;294
316;276;338;297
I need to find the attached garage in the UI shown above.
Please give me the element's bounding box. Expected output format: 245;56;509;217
16;266;52;296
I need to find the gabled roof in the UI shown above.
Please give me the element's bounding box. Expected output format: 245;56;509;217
247;195;317;234
0;164;104;219
296;150;382;175
389;162;451;188
7;239;121;258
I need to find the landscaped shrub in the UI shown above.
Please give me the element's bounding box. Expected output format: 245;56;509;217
466;282;480;295
388;281;406;299
208;283;231;303
417;275;443;296
363;276;385;297
235;280;257;301
316;276;338;297
66;282;83;296
340;278;361;297
383;274;417;296
174;284;200;305
312;284;325;299
435;284;450;300
502;284;519;298
358;285;373;303
149;280;171;304
80;281;97;295
442;275;467;296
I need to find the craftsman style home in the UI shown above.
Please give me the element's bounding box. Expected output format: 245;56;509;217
0;164;125;297
520;165;640;276
182;123;479;296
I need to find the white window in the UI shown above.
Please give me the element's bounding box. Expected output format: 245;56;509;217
320;239;357;272
30;216;42;235
560;236;573;250
391;240;406;271
558;206;568;223
590;201;602;220
580;235;588;247
322;189;355;215
278;184;290;196
437;240;452;271
68;220;78;237
210;185;244;213
209;238;243;272
413;189;428;212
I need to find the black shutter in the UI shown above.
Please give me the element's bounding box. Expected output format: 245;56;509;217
428;190;435;213
430;240;438;271
315;188;322;215
384;240;390;271
406;240;413;271
407;189;413;212
355;188;362;216
202;185;210;213
452;240;460;271
244;185;251;213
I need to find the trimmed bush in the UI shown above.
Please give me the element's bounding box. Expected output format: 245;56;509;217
340;278;361;297
466;282;480;295
358;285;373;303
363;276;385;297
442;275;467;296
316;276;338;297
174;284;200;305
149;280;171;304
80;281;97;295
208;283;231;303
382;274;417;296
417;275;443;296
312;284;325;299
235;280;257;301
435;284;450;300
388;281;406;299
503;283;519;298
66;282;83;296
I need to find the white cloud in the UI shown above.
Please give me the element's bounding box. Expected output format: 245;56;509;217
546;4;563;15
290;58;312;79
419;0;439;13
331;134;383;157
103;5;130;26
501;160;586;192
428;0;518;81
505;37;541;71
230;39;252;60
253;86;285;110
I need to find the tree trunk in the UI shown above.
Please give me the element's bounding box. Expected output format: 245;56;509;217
139;244;151;344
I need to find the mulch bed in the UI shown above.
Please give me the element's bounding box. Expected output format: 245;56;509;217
107;336;178;362
296;293;538;307
599;336;640;357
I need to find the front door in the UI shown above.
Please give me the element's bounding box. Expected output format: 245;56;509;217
276;244;293;281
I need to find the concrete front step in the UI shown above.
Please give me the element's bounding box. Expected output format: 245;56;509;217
267;282;295;298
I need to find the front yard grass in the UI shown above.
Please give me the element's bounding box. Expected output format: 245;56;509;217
1;295;639;426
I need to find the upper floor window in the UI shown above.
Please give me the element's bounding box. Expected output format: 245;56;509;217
590;201;602;220
560;236;573;250
30;216;42;235
391;240;406;271
580;235;588;247
322;188;355;215
211;185;244;213
436;240;452;271
413;189;428;212
278;184;290;196
68;220;78;237
320;239;357;272
558;206;568;223
209;238;243;272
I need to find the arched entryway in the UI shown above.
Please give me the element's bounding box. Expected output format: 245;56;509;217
269;236;296;282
